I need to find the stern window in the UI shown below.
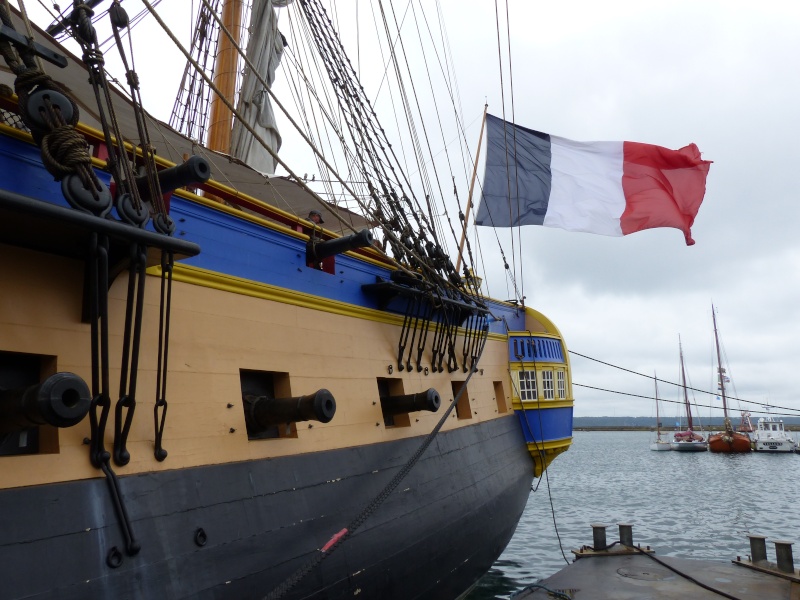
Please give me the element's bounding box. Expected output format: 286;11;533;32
517;370;537;401
542;370;554;400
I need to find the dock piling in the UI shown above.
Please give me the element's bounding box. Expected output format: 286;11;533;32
618;523;633;547
748;534;768;564
774;540;795;573
591;523;608;551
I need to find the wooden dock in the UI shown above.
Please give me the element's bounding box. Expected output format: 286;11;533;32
516;526;800;599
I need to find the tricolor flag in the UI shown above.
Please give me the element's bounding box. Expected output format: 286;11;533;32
475;114;712;245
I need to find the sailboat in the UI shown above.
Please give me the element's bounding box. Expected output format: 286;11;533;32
671;339;708;451
0;2;575;598
707;305;751;453
650;371;671;451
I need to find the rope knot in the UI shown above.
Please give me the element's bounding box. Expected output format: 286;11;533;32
40;124;92;180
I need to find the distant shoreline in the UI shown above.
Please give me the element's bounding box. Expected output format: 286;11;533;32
574;426;800;432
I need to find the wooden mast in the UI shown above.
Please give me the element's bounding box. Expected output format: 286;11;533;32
207;0;244;153
707;305;750;452
712;304;730;421
455;104;488;275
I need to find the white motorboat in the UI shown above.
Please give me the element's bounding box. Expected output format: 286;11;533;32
752;416;796;453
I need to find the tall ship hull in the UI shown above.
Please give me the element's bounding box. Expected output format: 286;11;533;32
1;409;534;599
0;4;574;598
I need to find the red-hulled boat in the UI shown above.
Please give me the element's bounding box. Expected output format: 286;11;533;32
707;305;751;453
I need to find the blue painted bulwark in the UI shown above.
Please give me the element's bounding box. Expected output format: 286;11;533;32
515;406;574;443
0;132;525;335
508;335;565;363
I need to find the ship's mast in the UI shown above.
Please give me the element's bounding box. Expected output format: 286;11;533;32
712;304;731;421
654;371;661;439
679;339;693;431
207;0;243;153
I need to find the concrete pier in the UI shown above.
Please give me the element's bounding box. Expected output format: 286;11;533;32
515;526;800;599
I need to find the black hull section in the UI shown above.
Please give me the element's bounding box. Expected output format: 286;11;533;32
1;416;533;599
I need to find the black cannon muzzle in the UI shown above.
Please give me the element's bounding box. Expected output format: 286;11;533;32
245;389;336;432
307;229;374;262
0;372;91;433
135;155;211;199
381;388;441;417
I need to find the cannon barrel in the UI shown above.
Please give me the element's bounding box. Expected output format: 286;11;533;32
0;372;91;433
246;389;336;431
135;155;211;199
381;388;440;417
308;229;374;262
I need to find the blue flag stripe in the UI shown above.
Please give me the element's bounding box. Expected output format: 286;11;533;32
476;114;553;227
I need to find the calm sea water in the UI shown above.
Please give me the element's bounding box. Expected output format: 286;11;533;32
466;430;800;599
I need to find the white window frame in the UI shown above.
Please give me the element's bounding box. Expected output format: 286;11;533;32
517;369;537;401
557;370;566;399
542;370;554;400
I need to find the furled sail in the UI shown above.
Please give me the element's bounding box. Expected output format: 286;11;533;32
230;0;289;174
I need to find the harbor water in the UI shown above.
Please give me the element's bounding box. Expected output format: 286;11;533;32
466;430;800;599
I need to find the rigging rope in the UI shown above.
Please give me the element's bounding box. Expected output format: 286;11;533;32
568;350;800;415
492;0;519;304
501;0;525;305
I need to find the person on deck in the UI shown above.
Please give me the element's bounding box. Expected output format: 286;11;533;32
305;210;325;270
308;210;324;225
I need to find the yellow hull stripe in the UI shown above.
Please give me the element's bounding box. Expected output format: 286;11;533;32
156;263;507;341
511;399;573;411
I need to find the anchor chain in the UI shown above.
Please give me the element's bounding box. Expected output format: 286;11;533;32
86;232;140;556
113;243;148;466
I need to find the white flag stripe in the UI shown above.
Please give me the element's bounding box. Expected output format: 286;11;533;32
544;137;625;236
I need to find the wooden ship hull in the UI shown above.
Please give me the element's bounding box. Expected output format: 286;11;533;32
0;8;574;596
707;431;752;453
708;307;751;454
1;407;534;599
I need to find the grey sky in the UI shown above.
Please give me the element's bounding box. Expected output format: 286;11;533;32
446;1;800;419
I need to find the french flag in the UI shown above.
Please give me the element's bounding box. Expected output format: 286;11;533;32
476;114;712;245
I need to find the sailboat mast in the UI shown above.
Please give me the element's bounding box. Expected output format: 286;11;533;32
207;0;244;153
455;104;488;275
654;371;661;438
679;340;693;430
712;305;729;418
